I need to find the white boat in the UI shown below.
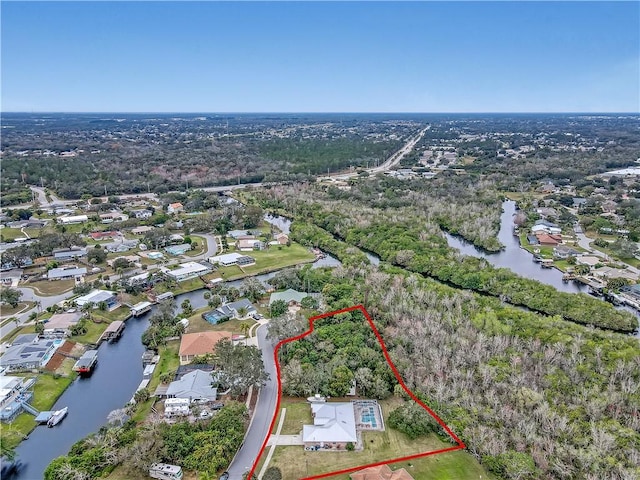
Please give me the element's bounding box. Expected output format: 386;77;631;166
47;407;68;427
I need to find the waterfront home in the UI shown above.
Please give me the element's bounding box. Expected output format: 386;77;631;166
535;233;562;246
165;370;218;403
553;245;580;259
160;261;211;282
43;311;83;338
178;331;232;364
75;289;118;310
0;375;35;422
269;288;309;307
208;252;255;267
203;298;256;324
0;335;58;372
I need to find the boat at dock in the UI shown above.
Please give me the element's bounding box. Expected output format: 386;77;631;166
130;301;153;317
47;407;68;427
540;259;554;268
99;320;125;344
155;292;174;303
73;349;98;374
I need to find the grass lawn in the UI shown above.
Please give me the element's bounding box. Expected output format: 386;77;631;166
186;308;256;336
0;227;43;241
260;397;493;479
217;243;315;281
279;397;313;435
184;235;207;257
0;301;35;319
132;340;180;422
28;279;75;296
155;277;206;295
69;319;112;345
3;373;75;448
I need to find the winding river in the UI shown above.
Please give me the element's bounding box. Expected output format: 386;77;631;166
444;200;586;294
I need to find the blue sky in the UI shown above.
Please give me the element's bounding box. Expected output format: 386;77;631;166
2;1;639;112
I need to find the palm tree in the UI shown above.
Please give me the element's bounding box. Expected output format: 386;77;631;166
239;321;251;345
236;306;248;319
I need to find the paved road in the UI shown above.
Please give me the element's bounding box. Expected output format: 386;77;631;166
227;323;278;480
0;287;72;339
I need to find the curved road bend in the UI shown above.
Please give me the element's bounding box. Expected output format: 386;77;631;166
228;324;278;480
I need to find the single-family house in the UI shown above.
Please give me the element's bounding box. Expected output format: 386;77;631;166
58;215;88;225
99;212;127;223
53;247;88;261
107;255;140;268
167;202;184;214
89;231;120;241
165;244;191;256
131;226;155;235
208;253;256;267
179;331;232;364
535;233;562;246
303;402;358;450
161;261;211;282
236;238;266;251
526;234;539;245
42;311;83;338
0;335;58;372
202;298;256;324
553;245;580;259
274;233;289;245
350;465;415;480
0;375;35;422
75;289;118;310
132;209;153;219
47;266;87;281
573;198;587;209
165;370;218;403
269;288;308;306
532;220;562;235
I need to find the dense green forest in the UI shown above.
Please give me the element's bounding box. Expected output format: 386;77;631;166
264;252;640;480
246;178;637;332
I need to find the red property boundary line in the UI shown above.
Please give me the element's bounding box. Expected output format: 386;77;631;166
248;304;466;480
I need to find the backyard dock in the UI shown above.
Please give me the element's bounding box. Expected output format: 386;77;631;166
98;321;125;344
73;349;98;374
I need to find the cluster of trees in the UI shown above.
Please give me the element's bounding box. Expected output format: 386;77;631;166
141;300;184;349
278;310;396;399
255;182;637;332
44;403;248;480
273;255;640;479
0;287;22;308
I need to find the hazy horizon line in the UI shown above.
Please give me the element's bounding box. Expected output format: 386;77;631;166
2;111;639;115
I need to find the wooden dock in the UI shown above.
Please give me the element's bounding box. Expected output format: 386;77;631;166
98;321;125;344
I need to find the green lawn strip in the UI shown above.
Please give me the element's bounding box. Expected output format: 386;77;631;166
154;277;206;295
279;398;313;435
27;279;76;296
3;373;74;448
132;341;180;423
263;396;495;479
217;243;315;281
0;228;22;241
183;235;207;257
0;302;35;320
69;319;112;344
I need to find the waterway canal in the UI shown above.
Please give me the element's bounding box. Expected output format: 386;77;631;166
444;200;586;294
12;290;208;479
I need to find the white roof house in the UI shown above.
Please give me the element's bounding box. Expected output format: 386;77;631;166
302;402;357;445
208;252;256;267
58;215;89;224
161;262;211;282
47;266;87;280
75;289;117;307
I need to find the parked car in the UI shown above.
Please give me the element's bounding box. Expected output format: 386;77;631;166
220;472;229;480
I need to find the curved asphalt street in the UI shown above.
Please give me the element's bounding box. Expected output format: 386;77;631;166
227;324;278;480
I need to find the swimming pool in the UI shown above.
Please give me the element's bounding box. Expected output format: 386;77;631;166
40;339;64;366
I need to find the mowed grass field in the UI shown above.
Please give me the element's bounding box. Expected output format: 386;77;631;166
260;397;494;480
215;242;315;281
